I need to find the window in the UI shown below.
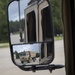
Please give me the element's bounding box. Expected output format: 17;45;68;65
27;11;36;42
41;6;53;41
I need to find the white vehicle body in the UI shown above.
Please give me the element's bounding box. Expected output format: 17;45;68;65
24;0;49;60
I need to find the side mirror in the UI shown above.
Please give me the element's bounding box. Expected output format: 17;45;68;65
7;0;54;71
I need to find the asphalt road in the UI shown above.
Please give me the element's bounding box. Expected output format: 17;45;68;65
0;40;66;75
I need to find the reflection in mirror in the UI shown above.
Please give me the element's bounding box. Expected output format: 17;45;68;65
8;0;53;44
12;43;53;66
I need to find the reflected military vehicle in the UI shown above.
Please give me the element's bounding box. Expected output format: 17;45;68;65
19;51;36;63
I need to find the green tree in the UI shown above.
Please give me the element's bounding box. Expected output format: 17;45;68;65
9;19;25;33
36;53;40;57
15;51;19;59
50;0;63;36
0;0;9;43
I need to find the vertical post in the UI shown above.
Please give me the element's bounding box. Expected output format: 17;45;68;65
18;0;23;42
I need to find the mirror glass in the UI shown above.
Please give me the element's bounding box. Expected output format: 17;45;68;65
8;0;54;66
8;0;53;44
12;42;53;66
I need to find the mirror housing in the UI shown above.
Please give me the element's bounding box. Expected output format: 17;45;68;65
12;43;53;65
7;0;54;71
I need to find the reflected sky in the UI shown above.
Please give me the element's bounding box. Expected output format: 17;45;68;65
13;43;41;53
8;0;30;21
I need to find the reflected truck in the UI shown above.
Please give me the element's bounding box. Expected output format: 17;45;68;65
19;51;36;63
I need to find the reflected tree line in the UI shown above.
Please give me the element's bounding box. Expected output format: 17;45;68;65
9;19;25;33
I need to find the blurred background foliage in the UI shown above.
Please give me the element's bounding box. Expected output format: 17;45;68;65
0;0;9;43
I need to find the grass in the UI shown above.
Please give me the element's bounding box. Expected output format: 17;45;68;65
0;36;63;48
54;36;63;41
0;43;9;48
12;32;19;35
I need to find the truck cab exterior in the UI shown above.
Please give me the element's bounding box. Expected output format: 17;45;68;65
24;0;54;63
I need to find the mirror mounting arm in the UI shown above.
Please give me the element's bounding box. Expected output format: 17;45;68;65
19;64;65;73
48;64;65;73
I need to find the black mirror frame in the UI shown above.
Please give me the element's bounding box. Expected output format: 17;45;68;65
7;0;54;71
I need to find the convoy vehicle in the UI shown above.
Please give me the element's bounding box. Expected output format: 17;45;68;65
23;0;54;63
19;51;36;63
